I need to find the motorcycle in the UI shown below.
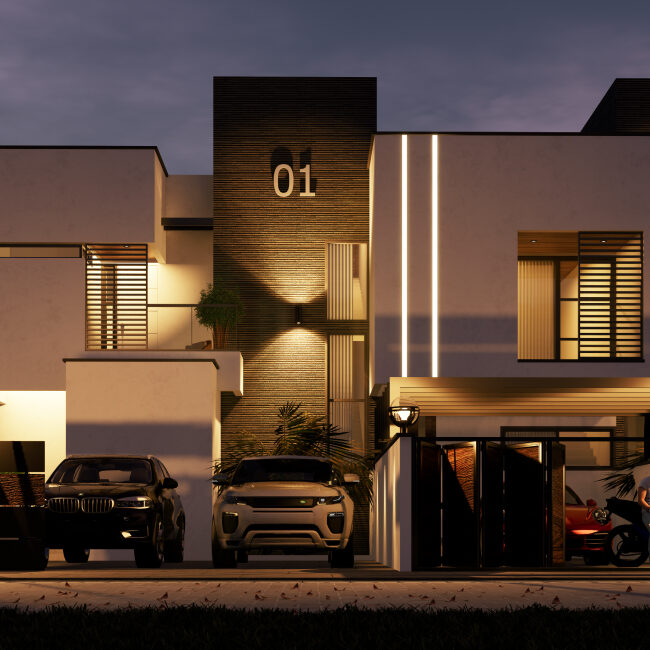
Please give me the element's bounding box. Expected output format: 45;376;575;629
593;498;649;567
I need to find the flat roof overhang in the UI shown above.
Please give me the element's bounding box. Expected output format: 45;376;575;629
390;377;650;416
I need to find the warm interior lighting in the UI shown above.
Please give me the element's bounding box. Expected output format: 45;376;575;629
530;239;537;243
431;135;438;378
401;134;408;377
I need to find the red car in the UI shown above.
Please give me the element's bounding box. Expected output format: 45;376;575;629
565;485;611;565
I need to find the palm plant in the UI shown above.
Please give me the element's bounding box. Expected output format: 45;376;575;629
600;449;648;497
214;401;374;505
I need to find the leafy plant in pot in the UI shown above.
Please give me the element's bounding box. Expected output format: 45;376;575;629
194;279;242;350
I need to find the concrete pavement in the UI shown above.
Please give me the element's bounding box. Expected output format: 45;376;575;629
1;561;650;610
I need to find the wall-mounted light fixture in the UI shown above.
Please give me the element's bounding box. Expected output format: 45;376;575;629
294;304;303;325
388;405;420;436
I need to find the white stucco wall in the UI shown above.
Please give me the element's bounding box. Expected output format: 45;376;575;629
165;175;213;220
372;436;412;571
65;359;219;561
0;258;84;390
0;148;163;244
371;133;650;382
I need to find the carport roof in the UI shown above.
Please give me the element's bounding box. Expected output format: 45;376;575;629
391;377;650;416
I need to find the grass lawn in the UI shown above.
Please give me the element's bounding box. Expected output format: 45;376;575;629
1;604;649;649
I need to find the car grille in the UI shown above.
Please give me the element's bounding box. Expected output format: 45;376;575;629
584;531;609;549
47;497;79;513
245;497;317;508
80;497;115;514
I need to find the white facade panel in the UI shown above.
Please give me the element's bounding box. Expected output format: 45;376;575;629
0;258;84;390
0;148;161;244
65;359;219;561
372;435;412;571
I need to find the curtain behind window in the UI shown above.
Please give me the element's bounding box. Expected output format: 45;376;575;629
518;259;554;359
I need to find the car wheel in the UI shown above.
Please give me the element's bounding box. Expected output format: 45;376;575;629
329;535;355;569
164;519;185;563
63;545;90;563
606;525;649;567
211;519;236;568
583;551;608;566
134;516;164;568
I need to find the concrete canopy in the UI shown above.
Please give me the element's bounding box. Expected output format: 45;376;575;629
391;377;650;416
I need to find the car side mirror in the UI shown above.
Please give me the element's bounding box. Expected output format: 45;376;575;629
211;473;229;486
586;498;597;508
343;473;360;484
162;477;178;489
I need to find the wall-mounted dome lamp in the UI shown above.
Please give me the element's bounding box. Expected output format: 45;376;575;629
294;304;303;326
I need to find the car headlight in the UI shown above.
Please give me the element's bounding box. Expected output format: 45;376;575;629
318;495;344;504
225;494;244;505
115;496;153;509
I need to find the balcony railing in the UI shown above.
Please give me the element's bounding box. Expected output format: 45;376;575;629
86;304;238;351
148;304;238;351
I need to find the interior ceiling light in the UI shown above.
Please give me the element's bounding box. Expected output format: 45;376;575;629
601;239;607;243
530;239;537;243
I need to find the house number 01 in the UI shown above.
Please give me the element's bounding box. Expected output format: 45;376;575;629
273;164;316;198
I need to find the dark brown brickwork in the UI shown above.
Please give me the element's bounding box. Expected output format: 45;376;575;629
213;77;376;552
0;474;45;506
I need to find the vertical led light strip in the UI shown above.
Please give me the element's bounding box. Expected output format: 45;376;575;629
431;135;439;377
401;134;408;377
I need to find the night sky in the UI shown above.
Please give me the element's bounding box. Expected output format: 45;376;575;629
1;0;649;172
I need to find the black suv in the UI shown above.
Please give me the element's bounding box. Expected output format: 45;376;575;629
45;455;185;568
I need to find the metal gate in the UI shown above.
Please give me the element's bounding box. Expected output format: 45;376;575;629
412;438;565;569
0;441;47;569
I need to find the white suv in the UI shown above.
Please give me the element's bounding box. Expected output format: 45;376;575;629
211;456;356;568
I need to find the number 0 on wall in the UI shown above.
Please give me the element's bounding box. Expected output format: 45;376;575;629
273;164;315;198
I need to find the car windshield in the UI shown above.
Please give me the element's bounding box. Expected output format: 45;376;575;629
48;459;153;484
231;458;335;484
565;486;583;506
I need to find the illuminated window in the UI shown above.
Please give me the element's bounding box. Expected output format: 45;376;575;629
328;334;366;451
85;244;148;350
326;243;367;320
518;231;643;360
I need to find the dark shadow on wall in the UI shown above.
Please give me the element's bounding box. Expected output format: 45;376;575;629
66;424;214;561
374;314;650;379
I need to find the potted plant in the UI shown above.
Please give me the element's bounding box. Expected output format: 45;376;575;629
194;278;242;350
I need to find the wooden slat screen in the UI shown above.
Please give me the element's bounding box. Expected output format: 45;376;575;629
578;232;643;359
85;244;148;350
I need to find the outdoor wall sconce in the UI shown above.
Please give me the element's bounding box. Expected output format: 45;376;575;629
294;304;303;325
388;405;420;436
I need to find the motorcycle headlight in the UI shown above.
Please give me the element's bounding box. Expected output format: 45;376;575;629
592;507;610;525
115;496;153;509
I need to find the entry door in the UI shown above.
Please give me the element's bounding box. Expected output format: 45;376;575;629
412;440;441;569
480;441;504;567
442;442;479;567
503;442;545;566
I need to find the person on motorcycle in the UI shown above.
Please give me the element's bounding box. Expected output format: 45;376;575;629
637;474;650;555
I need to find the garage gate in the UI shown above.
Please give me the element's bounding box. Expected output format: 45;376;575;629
412;438;565;569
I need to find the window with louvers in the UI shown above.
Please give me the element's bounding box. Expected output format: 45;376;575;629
85;244;148;350
578;232;643;359
518;231;643;360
